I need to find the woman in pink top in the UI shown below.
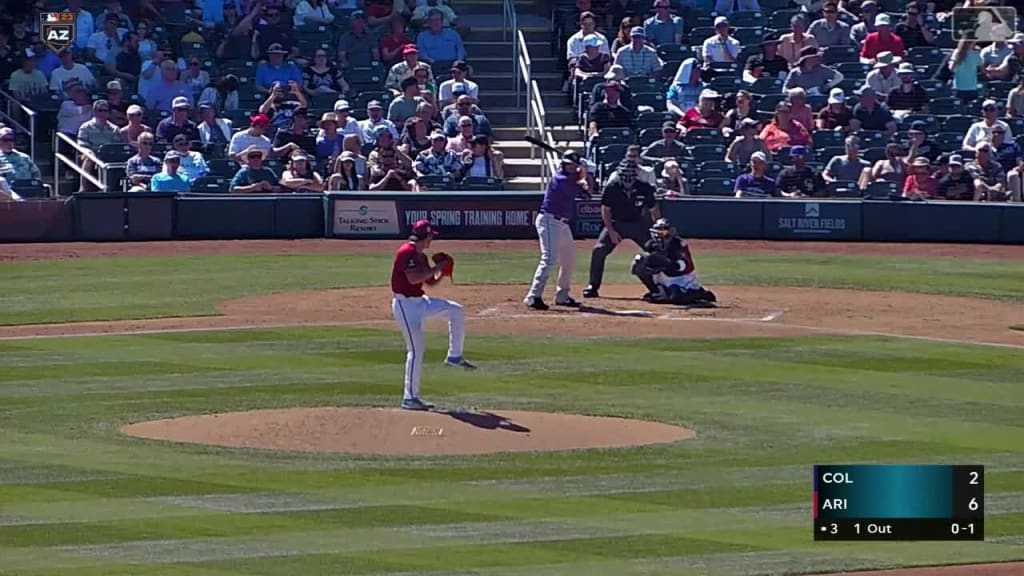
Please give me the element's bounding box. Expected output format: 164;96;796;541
903;156;937;199
787;87;814;132
759;101;812;152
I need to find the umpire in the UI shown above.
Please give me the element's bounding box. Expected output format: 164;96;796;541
582;145;660;298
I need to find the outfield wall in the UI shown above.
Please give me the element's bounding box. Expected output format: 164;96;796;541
1;193;1022;244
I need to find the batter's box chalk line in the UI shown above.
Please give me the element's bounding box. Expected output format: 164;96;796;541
410;426;444;437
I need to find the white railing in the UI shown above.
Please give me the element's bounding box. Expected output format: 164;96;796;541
0;89;39;161
53;132;109;196
504;0;519;99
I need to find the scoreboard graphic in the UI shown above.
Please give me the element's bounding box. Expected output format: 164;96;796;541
814;465;984;541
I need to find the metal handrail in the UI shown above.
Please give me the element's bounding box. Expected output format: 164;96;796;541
528;79;558;184
515;30;531;109
502;0;516;42
53;132;109;195
0;89;39;160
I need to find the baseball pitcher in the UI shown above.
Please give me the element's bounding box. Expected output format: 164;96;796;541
631;218;717;305
391;219;475;411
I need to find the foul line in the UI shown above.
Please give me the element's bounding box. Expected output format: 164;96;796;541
0;310;1021;350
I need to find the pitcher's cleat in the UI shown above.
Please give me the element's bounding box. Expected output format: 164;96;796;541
445;356;477;370
401;397;434;411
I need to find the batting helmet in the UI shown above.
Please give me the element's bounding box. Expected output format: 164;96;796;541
650;217;674;238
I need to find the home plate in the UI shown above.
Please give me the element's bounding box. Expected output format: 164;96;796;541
410;426;444;436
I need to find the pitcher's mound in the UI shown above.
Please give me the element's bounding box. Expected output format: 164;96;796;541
120;407;696;456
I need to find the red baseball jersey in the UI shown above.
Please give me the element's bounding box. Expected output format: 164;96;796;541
391;242;427;297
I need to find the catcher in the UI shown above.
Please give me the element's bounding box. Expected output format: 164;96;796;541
631;218;717;305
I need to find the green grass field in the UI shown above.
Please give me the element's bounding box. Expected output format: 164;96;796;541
1;247;1022;576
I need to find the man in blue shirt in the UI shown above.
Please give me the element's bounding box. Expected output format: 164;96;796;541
524;151;590;310
416;10;466;64
149;152;192;192
255;43;303;94
643;1;684;47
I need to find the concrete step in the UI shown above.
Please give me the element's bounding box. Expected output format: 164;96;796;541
464;40;553;59
494;140;543;160
485;106;576;127
471;26;552;44
503;176;545;191
474;72;563;93
480;90;571;109
468;56;560;76
503;157;546;178
492;126;582;143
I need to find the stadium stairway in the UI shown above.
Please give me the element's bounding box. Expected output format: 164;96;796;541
464;9;577;190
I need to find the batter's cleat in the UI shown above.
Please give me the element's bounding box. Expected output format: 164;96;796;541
555;297;581;308
445;356;477;370
582;286;599;298
525;297;549;310
401;397;433;411
700;289;717;303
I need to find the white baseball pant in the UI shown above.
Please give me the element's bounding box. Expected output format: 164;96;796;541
525;212;576;303
391;294;465;401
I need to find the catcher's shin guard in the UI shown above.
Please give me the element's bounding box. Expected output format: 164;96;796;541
631;255;660;294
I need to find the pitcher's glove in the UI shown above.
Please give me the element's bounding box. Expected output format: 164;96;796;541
432;252;455;279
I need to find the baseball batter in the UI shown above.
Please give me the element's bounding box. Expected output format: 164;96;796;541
524;150;590;310
631;218;717;305
391;220;475;411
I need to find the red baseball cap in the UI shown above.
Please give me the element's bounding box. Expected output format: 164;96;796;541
250;113;270;126
402;44;418;55
410;219;437;239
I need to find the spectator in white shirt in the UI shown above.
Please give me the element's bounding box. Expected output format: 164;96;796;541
86;14;126;64
358;100;400;146
567;11;610;64
963;99;1014;152
331;99;363;141
293;0;335;27
438;60;479;106
614;27;664;77
49;50;97;93
702;16;742;66
865;51;901;101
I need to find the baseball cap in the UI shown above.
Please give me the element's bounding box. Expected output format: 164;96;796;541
127;104;144;115
172;133;189;144
897;62;915;74
367;100;383;110
451;60;470;72
93;99;110;112
856;85;876;97
266;43;288;54
172;96;190;109
661;121;678;131
250;113;270;126
0;127;14;139
630;26;645;37
604;64;625;80
789;145;808;156
875;13;891;26
164;150;182;160
861;0;877;8
374;124;394;138
292;106;309;117
410;219;438;240
992;124;1006;133
714;15;729;27
451;82;467;95
351;9;365;19
982;99;998;109
106;80;123;91
909;120;927;133
583;34;602;47
402;44;418;55
1010;32;1024;45
333;99;352;112
977;142;993;152
828;87;845;104
699;88;721;100
430;131;447;141
750;151;768;163
561;150;582;166
948;154;964;166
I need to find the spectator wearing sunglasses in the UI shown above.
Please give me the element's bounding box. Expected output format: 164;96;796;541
181;58;211;98
643;1;683;47
808;2;851;47
252;7;297;60
150;151;192;192
170;133;209;182
118;104;152;145
230;146;285;193
304;49;349;95
125;131;162;191
86;14;127;64
963;100;1014;152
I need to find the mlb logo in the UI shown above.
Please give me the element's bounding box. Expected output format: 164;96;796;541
40;12;75;53
804;203;820;218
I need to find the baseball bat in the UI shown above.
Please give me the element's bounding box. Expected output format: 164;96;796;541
524;135;562;156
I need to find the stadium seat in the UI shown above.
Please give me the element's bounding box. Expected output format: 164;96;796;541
97;144;135;163
728;12;765;28
682;128;724;146
824;180;861;198
697;177;735;197
632;91;666;111
461;176;503;190
941;115;976;134
863;147;887;163
906;47;944;66
824;45;859;65
689;144;726;162
813;130;845;148
189;176;230;194
207;159;241;177
749;78;784;96
416;175;453;191
901;114;939;133
597;143;629;165
636;111;675;129
595;128;636;147
929;98;960;116
864;181;899;199
697;160;736;178
638;127;663;146
10;179;49;199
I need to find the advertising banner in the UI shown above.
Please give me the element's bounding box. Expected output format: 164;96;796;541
332;200;401;237
574;200;604;238
763;200;862;240
396;198;540;239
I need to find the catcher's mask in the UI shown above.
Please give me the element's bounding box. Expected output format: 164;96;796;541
650;217;673;239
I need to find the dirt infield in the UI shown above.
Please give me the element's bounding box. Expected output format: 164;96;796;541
5;239;1024;262
812;563;1024;576
2;284;1021;347
120;407;695;455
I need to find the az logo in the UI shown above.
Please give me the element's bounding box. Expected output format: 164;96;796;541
40;12;75;52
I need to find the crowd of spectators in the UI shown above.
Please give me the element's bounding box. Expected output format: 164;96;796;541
0;0;506;198
559;0;1024;202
